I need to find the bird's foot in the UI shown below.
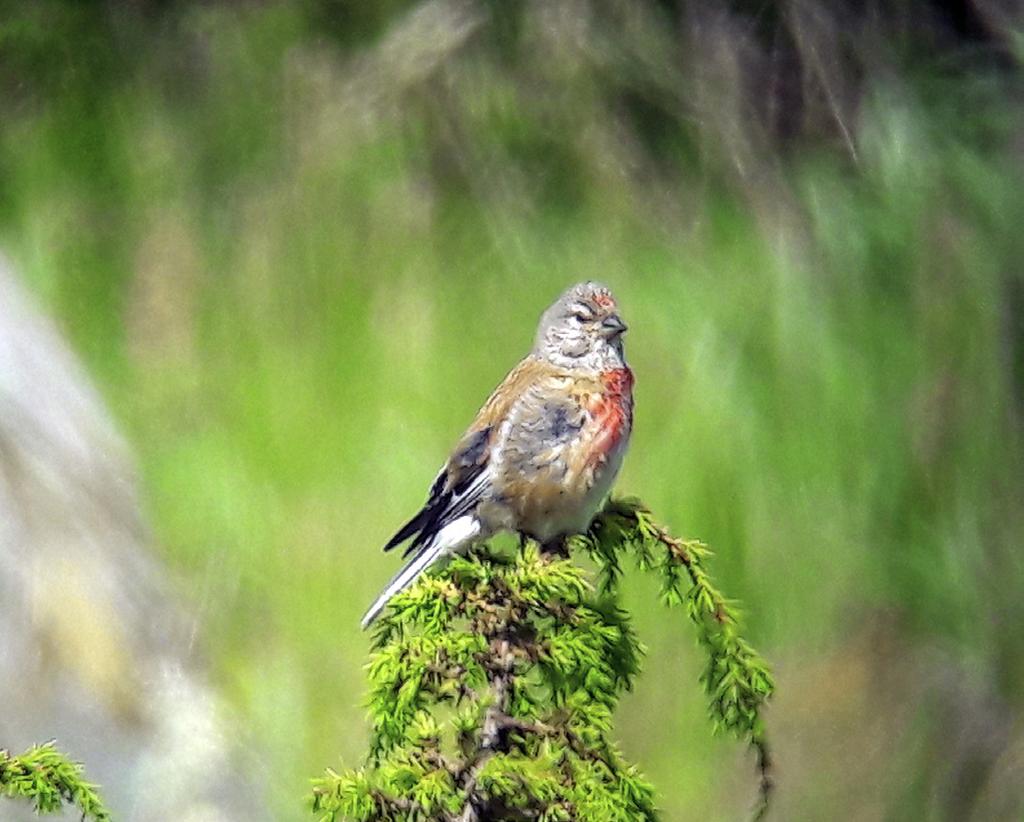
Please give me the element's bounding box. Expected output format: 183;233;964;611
539;535;570;560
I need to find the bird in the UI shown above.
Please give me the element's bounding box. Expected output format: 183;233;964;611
361;281;633;628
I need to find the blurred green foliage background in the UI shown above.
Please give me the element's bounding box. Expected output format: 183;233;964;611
1;1;1022;818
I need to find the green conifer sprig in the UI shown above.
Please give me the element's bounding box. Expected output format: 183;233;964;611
571;498;775;818
314;544;657;821
0;742;110;821
314;498;774;821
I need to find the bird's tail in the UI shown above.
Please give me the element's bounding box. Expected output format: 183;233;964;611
360;515;481;629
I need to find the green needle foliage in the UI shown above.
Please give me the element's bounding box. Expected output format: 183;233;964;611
571;499;775;817
312;498;773;821
0;742;110;822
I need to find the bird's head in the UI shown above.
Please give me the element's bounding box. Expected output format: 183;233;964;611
533;281;628;370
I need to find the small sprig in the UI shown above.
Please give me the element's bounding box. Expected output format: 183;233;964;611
574;498;775;817
0;742;110;822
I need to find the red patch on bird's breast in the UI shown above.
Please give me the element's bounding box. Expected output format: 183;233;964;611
588;367;634;461
601;367;634;397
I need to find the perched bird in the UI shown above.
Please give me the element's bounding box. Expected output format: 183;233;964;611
361;281;632;628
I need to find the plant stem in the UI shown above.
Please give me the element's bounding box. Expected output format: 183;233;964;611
458;637;513;822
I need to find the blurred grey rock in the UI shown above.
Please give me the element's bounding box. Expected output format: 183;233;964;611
0;257;268;821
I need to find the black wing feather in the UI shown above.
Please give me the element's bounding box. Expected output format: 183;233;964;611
382;427;493;558
382;470;446;553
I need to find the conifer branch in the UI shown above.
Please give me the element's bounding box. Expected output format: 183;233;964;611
573;498;776;818
313;498;774;821
0;742;110;822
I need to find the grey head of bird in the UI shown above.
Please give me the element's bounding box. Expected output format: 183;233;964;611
532;281;628;371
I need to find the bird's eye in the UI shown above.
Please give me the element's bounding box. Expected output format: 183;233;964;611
573;312;589;323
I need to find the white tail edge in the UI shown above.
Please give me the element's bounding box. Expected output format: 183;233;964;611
360;515;481;629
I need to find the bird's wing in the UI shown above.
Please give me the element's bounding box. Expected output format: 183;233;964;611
383;356;562;557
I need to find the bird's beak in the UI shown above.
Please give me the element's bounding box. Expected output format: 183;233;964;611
600;314;627;339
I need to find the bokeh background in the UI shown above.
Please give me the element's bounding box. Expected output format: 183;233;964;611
1;1;1023;819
